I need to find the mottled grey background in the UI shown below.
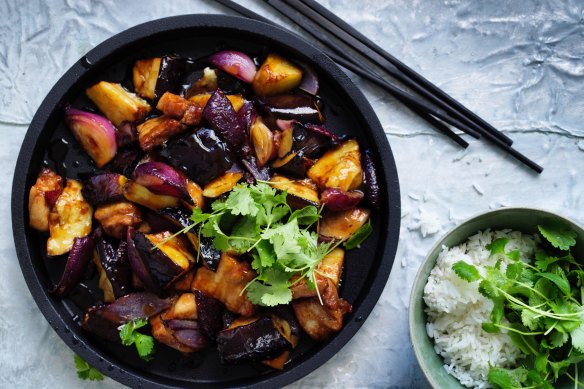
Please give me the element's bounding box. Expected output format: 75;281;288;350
1;0;583;388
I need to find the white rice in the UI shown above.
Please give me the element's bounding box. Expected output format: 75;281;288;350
423;229;538;388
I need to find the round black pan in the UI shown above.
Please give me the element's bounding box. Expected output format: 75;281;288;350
11;14;400;388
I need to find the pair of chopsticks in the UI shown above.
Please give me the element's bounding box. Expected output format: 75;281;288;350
213;0;543;173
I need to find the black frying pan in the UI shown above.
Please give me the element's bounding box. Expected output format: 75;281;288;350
11;15;400;388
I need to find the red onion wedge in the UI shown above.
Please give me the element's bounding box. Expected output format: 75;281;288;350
133;161;187;198
208;50;257;84
65;107;118;168
321;188;364;211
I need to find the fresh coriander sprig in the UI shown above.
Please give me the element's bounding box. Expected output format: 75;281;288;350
450;221;583;388
119;318;155;361
74;354;104;381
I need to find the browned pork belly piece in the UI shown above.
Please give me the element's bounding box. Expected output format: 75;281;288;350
94;201;143;239
156;92;203;126
136;115;187;152
319;207;371;241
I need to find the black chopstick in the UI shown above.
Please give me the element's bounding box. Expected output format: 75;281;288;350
267;0;543;173
213;0;472;147
293;0;515;148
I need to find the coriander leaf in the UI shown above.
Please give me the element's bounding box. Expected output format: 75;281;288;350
506;250;521;262
507;323;539;355
74;354;104;381
534;353;549;373
452;261;480;282
255;239;276;269
537;272;571;296
487;238;509;255
572;322;584;353
479;279;499;299
535;256;560;272
488;366;527;389
190;207;213;225
547;330;568;348
229;216;259;253
482;322;500;333
289;206;319;226
247;269;292;306
225;184;257;216
549;359;571;380
344;221;372;250
119;318;155;361
490;298;505;324
521;309;541;330
538;222;577;251
506;262;523;280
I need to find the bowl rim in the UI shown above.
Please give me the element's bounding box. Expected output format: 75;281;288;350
11;14;401;388
408;206;584;388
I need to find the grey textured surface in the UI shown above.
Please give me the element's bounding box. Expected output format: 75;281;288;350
2;0;583;388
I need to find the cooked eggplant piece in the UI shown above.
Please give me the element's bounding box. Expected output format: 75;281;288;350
133;57;161;99
106;148;143;178
184;67;218;97
252;54;303;96
50;232;98;297
241;156;271;183
276;122;294;158
185;179;205;209
96;238;131;299
269;175;319;209
94;248;116;303
292;291;352;342
65;107;118;167
361;150;381;209
237;100;256;132
297;61;319;96
216;315;291;363
154;55;186;101
82;173;127;206
188;93;245;112
94;201;142;239
293;122;336;158
126;227;158;293
193;253;256;316
29;168;63;231
86;81;152;126
171;270;195;292
202;89;247;154
320;189;364;211
133;161;187;198
122;180;180;210
47;179;93;256
83;292;173;341
116;121;138;148
258;94;323;124
250;116;276;168
134;231;194;288
194;289;225;340
156;92;203;126
307;139;362;191
136;115;187;152
209;50;257;83
262;312;301;369
271;151;306;179
319;207;371;241
318;248;344;287
159;128;233;186
202;171;243;198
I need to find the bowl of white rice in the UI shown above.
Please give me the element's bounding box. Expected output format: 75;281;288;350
409;207;584;389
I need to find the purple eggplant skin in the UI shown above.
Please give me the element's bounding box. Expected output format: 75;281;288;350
50;231;99;297
82;173;126;206
199;236;221;271
82;292;173;341
154;55;187;101
258;94;323;124
160;128;233;186
274;152;306;179
292;122;332;159
203;89;248;155
304;123;340;144
194;289;224;341
237;100;256;132
321;188;364;211
361;150;381;209
106;147;143;178
97;238;132;299
126;227;159;293
133;231;186;288
216;316;291;364
222;311;236;330
270;305;301;337
296;61;319;96
116;122;138;148
241;156;271;183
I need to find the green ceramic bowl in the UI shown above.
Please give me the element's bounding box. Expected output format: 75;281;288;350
409;207;584;388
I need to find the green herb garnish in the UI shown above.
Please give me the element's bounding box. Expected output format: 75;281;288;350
345;220;372;250
451;223;583;388
119;318;155;361
74;354;104;381
176;182;365;307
